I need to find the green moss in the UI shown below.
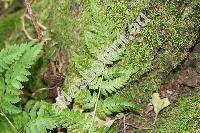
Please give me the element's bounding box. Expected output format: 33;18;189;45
157;90;200;132
123;0;199;102
56;0;200;103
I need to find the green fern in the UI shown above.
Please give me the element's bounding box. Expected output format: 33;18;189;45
75;89;97;110
75;89;140;119
83;0;124;58
89;71;132;96
0;44;28;73
80;66;139;97
0;43;43;114
97;94;140;119
67;0;142;123
10;101;110;133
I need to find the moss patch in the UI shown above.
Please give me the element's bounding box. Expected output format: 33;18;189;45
157;89;200;132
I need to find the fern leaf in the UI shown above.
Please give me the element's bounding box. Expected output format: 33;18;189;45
89;68;132;96
75;89;140;120
0;43;43;114
75;89;97;109
12;111;30;132
83;0;122;58
97;95;140;119
26;117;57;133
25;101;109;133
0;116;15;133
0;44;28;73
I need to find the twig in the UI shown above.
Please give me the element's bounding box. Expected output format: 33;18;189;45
24;0;43;40
24;14;47;30
126;123;153;130
57;47;65;73
88;75;103;133
21;14;38;42
123;115;126;133
0;110;18;132
22;13;49;51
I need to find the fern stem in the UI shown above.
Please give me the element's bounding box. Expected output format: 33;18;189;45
88;75;103;133
0;110;18;132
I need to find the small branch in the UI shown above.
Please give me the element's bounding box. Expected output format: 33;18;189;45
21;15;38;42
123;115;126;133
126;123;153;130
24;14;47;30
24;0;43;40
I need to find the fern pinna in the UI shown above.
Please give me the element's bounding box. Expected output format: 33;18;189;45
0;43;42;114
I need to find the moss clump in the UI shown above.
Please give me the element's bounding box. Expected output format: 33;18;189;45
157;89;200;132
77;0;199;101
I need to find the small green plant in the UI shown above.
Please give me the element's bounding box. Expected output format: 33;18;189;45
0;43;105;133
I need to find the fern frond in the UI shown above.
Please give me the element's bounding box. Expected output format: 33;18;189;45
102;67;136;80
0;44;28;74
75;89;97;109
0;116;15;133
12;111;30;132
75;89;140;120
25;101;109;133
89;68;133;96
83;0;122;57
97;95;140;119
0;43;43;114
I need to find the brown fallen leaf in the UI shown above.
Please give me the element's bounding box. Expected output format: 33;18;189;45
145;103;153;114
150;93;170;116
89;112;114;127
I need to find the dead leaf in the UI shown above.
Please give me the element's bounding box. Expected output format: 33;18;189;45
96;117;115;127
150;93;170;115
89;112;114;127
145;103;153;114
